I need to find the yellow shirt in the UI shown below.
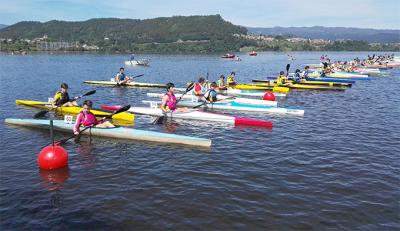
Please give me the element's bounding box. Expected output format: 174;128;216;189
276;75;286;86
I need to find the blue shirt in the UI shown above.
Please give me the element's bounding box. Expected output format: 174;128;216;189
119;73;126;81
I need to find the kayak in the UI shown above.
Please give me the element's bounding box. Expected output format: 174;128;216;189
143;101;304;115
4;118;211;147
16;100;134;122
101;106;273;128
146;93;278;107
234;83;347;91
305;77;356;83
216;88;287;97
307;72;371;80
83;80;166;88
261;77;355;84
252;79;352;87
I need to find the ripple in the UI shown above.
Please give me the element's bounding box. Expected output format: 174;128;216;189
1;52;399;230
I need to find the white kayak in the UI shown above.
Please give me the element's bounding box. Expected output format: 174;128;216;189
146;93;278;107
142;101;304;115
101;105;273;128
5;118;211;147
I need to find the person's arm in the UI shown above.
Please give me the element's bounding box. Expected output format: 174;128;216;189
115;73;120;83
52;92;61;107
160;95;168;113
73;113;83;134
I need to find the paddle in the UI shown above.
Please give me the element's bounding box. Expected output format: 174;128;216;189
55;105;131;145
152;82;195;124
285;63;290;77
192;91;237;109
34;90;96;118
115;74;144;86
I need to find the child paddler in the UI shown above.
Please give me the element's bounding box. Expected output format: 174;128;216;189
73;100;115;135
161;83;189;113
193;77;207;96
203;82;218;102
52;83;78;107
226;72;237;86
217;75;227;89
276;71;289;86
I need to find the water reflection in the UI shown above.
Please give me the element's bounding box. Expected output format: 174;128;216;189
39;167;70;191
75;143;96;169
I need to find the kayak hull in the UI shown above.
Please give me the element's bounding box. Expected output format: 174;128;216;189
216;88;287;97
16;100;134;122
143;101;304;115
235;84;346;91
101;106;273;128
83;80;166;88
252;79;352;87
146;93;278;107
4;119;211;147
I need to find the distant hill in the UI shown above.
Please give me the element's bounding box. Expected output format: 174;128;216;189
0;15;247;52
0;24;7;29
247;26;400;43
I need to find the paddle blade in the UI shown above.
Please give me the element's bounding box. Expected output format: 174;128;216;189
82;90;96;97
286;64;290;72
186;82;194;92
34;110;49;118
152;116;165;125
114;105;131;114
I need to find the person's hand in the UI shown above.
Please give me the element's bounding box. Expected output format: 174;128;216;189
74;131;79;135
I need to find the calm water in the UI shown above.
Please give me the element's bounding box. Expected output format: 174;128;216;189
0;52;399;230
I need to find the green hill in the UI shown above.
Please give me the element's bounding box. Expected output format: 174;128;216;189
0;15;247;52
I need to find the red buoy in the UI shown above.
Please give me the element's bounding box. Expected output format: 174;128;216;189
263;92;276;101
38;145;68;170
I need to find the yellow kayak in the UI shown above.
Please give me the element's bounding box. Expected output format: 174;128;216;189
16;100;135;122
234;83;347;91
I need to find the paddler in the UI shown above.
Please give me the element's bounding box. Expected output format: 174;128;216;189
73;100;115;135
161;83;189;113
193;77;206;96
217;75;226;89
292;69;302;83
276;71;289;86
52;83;78;107
227;72;236;86
303;66;311;79
115;67;131;85
203;82;218;102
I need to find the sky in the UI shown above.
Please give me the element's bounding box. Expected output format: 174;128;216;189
0;0;399;29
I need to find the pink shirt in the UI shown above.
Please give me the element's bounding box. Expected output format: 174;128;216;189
73;111;99;133
166;93;177;111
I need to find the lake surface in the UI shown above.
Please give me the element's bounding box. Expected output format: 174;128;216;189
0;52;399;230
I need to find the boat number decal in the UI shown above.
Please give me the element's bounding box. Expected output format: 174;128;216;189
64;115;73;124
